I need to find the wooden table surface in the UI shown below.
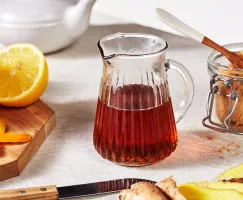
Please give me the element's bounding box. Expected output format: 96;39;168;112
0;11;242;200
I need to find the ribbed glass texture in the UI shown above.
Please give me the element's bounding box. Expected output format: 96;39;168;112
94;33;178;166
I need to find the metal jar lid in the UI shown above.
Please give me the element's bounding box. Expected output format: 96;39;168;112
203;43;243;134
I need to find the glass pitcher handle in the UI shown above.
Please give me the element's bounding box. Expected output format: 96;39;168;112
165;59;194;123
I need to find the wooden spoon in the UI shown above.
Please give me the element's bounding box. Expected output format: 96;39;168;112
156;8;243;69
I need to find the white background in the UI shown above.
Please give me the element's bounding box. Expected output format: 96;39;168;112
94;0;243;44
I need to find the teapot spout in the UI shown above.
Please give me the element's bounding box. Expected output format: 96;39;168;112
64;0;96;39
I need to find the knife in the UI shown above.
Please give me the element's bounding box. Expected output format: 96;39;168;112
0;178;155;199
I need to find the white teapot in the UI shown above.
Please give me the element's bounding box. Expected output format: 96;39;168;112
0;0;96;53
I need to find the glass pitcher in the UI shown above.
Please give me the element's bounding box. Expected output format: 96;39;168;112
93;33;194;166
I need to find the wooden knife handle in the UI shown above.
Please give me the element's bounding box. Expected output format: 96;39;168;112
0;185;58;200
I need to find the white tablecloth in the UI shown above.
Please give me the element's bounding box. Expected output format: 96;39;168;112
0;11;243;200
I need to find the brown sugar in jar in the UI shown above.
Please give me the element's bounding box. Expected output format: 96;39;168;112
203;44;243;134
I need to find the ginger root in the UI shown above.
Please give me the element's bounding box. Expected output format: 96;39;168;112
217;164;243;181
119;163;243;200
156;177;187;200
119;177;186;200
185;181;243;194
227;178;243;183
119;182;168;200
179;182;243;200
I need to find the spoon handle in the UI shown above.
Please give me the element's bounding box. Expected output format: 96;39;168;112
156;8;204;43
156;8;243;69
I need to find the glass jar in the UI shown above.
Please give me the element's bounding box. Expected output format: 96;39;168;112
203;43;243;134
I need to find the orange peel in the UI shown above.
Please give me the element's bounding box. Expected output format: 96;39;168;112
0;118;32;143
0;118;6;134
0;133;32;143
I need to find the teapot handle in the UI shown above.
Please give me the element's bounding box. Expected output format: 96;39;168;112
165;59;194;123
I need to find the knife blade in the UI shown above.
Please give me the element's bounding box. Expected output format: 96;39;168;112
58;178;155;199
0;178;155;200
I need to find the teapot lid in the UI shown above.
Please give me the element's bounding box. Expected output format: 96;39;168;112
0;0;74;26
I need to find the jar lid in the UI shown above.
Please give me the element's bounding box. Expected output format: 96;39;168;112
0;0;72;26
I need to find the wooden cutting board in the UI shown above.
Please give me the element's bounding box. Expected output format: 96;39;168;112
0;99;56;181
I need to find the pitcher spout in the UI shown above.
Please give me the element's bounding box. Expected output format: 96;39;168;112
98;33;136;61
64;0;96;39
97;41;117;61
98;32;168;60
